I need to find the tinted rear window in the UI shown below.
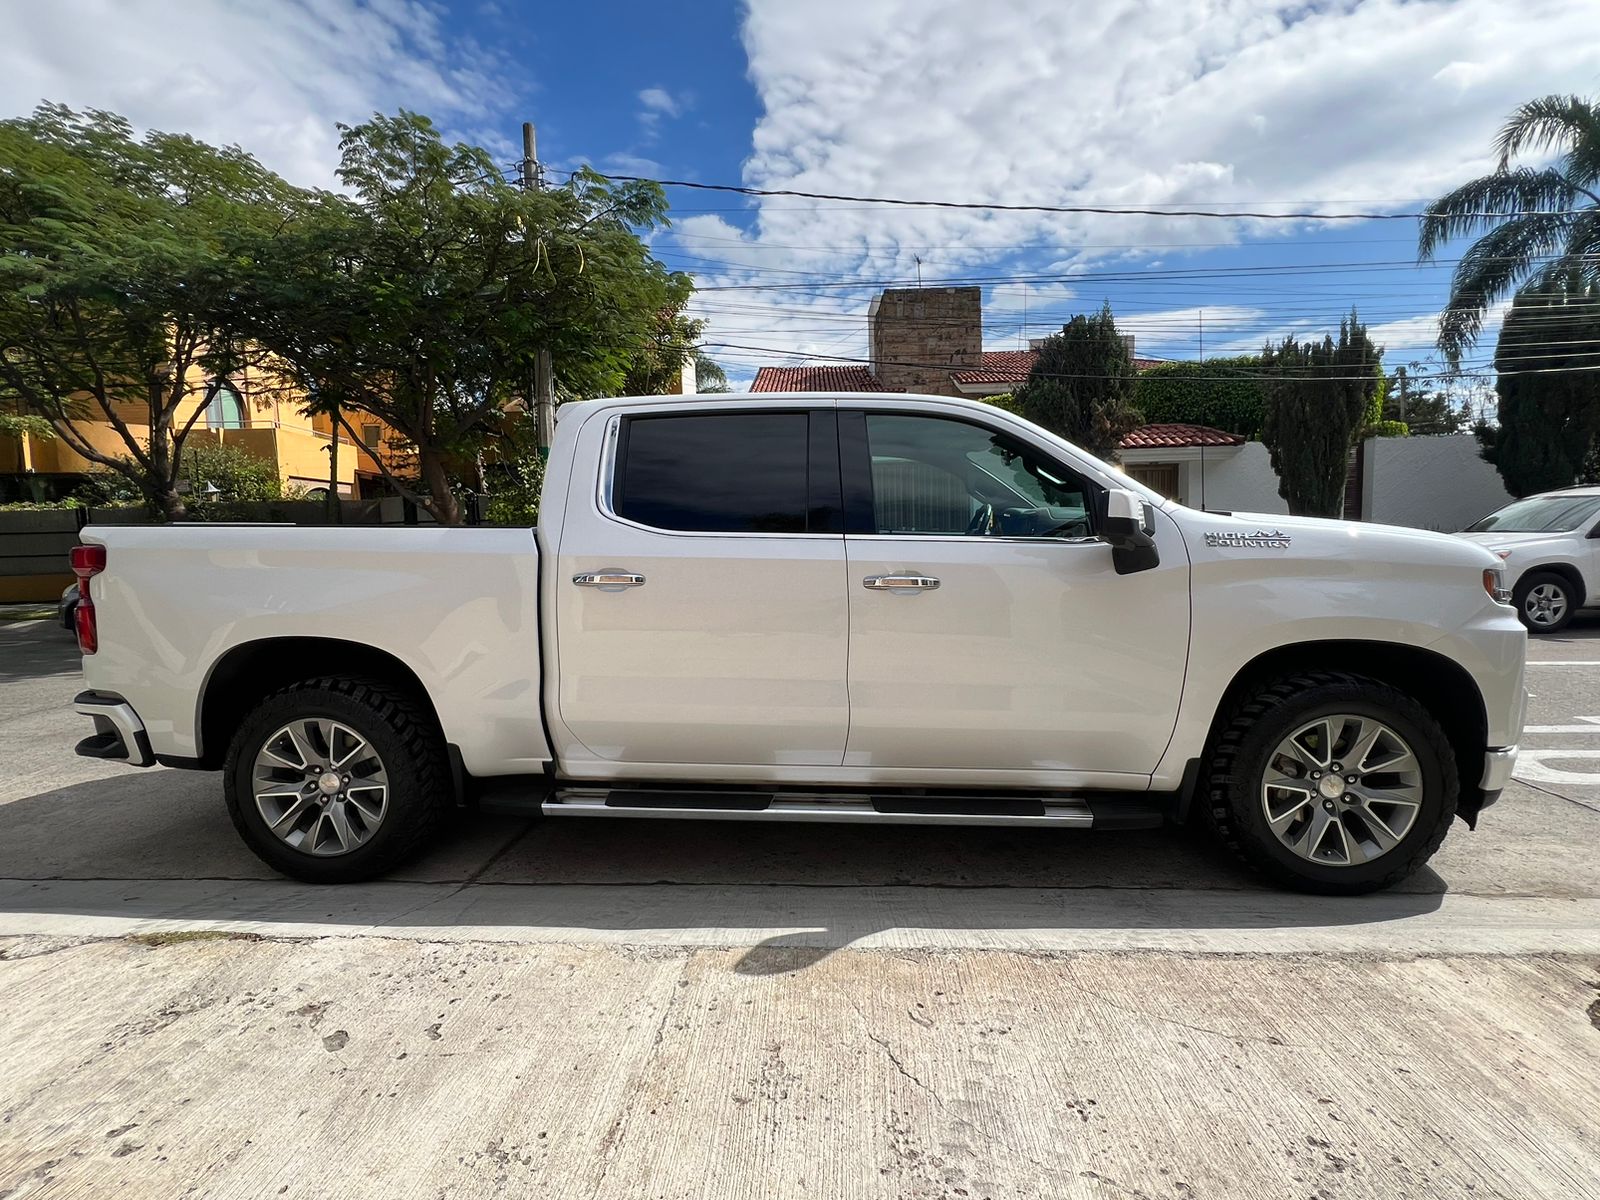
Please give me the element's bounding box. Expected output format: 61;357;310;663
616;412;809;533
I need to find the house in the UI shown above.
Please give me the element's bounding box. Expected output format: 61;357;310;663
0;360;408;505
752;285;1163;399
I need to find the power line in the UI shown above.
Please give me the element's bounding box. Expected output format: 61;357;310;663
601;174;1594;223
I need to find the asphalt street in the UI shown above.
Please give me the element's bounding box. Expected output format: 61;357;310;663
1;615;1597;1198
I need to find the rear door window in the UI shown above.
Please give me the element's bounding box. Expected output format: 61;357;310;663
614;412;811;534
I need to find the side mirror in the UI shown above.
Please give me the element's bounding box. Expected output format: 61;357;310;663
1104;488;1159;575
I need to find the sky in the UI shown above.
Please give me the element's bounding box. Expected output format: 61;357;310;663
3;0;1598;389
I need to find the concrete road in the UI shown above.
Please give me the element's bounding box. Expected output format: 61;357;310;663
1;617;1598;1198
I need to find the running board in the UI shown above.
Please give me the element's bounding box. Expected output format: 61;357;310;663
540;789;1168;829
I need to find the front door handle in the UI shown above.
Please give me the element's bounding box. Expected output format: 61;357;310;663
862;574;940;591
573;572;646;589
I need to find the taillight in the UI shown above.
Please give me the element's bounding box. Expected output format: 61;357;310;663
70;544;106;655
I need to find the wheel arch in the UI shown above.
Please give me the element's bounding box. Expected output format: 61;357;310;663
1203;639;1491;826
1514;561;1586;608
195;637;443;771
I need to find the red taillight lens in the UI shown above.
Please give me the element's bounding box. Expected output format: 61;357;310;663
69;543;106;655
74;599;98;654
70;544;105;580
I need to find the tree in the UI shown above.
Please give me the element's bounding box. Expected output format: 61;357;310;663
1259;312;1381;517
1474;280;1600;495
1012;303;1141;460
1383;364;1465;435
1133;357;1267;437
1419;94;1600;363
0;104;308;518
622;305;704;396
694;352;730;394
234;112;690;525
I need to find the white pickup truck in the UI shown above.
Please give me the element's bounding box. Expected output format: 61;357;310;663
69;393;1526;893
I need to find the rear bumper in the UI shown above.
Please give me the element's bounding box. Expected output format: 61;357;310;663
73;690;155;767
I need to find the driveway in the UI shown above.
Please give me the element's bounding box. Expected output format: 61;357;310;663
2;617;1598;1198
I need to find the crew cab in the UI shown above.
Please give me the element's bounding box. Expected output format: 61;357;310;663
1458;486;1600;633
69;393;1526;893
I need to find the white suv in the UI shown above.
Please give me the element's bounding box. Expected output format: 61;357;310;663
1458;486;1600;633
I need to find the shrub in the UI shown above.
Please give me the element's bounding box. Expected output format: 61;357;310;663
180;442;285;502
484;453;545;527
1133;358;1267;438
1366;420;1409;438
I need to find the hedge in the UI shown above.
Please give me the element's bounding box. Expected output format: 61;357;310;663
1132;358;1267;438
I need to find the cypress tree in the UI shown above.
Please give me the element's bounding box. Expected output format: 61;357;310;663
1475;281;1600;496
1014;302;1141;461
1259;311;1380;517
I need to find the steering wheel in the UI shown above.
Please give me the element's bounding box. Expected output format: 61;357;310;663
966;502;996;537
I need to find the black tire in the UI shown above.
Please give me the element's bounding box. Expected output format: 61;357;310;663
223;676;451;883
1204;672;1457;895
1512;570;1577;634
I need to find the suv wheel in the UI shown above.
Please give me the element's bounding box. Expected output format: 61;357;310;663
1513;570;1575;634
1205;672;1457;894
224;677;450;883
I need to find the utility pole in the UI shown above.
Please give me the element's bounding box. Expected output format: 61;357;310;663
1198;308;1204;362
522;121;556;454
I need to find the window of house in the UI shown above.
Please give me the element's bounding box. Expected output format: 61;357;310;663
360;424;381;450
614;412;809;534
204;382;245;430
862;413;1093;538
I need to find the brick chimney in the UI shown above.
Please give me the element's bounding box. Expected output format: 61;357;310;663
867;286;982;395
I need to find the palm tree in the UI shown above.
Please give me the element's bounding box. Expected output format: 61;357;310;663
1419;94;1600;364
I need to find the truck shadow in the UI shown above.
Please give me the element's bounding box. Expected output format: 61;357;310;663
0;772;1449;974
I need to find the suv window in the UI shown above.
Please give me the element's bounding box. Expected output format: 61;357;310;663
615;412;810;534
861;413;1093;537
1465;494;1600;534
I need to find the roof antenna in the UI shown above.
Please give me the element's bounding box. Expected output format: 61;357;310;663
914;254;922;287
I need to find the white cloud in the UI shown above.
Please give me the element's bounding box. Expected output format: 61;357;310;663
0;0;514;187
690;0;1600;383
638;87;681;119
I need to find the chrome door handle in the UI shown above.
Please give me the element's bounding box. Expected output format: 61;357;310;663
862;574;940;591
572;572;646;588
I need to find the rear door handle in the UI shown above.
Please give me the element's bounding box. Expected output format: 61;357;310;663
573;572;646;588
863;574;940;591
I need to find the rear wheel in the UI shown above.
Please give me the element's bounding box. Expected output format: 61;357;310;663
224;677;450;883
1205;673;1457;894
1513;570;1576;634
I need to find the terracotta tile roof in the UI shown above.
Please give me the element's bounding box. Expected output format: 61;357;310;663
1119;423;1245;449
749;365;894;392
952;349;1164;385
951;350;1039;385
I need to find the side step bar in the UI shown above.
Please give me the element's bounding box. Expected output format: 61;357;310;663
537;788;1168;829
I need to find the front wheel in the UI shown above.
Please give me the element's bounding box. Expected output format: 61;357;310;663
1204;673;1457;894
1513;570;1576;634
223;677;451;883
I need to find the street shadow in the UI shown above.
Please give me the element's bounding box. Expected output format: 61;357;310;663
0;619;77;682
0;771;1449;974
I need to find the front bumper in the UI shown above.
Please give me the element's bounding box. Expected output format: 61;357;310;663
1476;745;1518;813
73;690;155;767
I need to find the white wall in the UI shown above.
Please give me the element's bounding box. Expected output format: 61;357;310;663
1362;434;1512;532
1190;442;1287;515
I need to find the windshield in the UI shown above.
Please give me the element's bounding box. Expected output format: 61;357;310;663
1465;495;1600;534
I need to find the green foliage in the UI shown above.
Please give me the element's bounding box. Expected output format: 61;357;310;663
231;111;690;524
1012;303;1141;460
0;413;54;440
694;352;730;394
180;441;285;501
1419;94;1600;363
484;453;546;527
623;306;705;395
1382;365;1467;435
1259;311;1382;517
1367;420;1410;438
980;392;1022;415
1475;280;1600;496
1132;358;1266;437
0;104;310;518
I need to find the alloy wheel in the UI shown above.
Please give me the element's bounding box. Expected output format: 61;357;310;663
1523;582;1568;628
1259;714;1423;866
252;718;390;856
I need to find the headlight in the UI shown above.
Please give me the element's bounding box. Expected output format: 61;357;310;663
1483;567;1511;604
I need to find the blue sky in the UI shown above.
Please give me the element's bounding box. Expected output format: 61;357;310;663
4;0;1600;391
